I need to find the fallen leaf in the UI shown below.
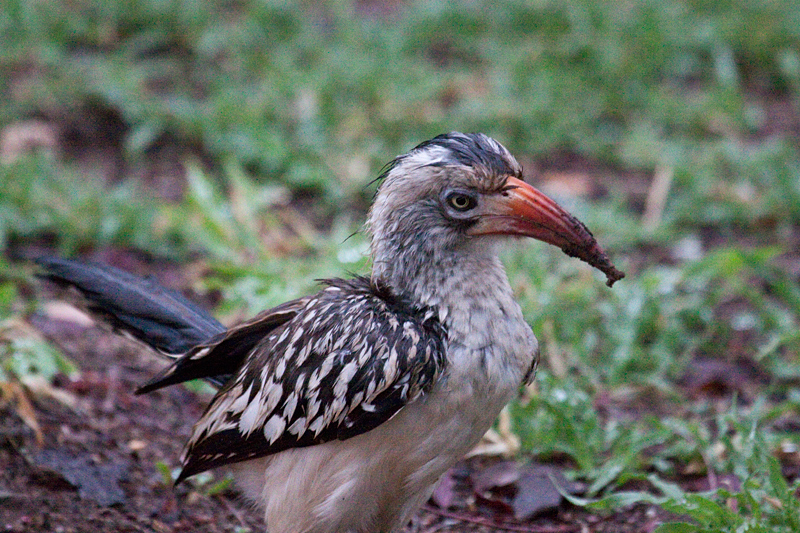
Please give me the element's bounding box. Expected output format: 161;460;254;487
128;439;148;452
0;119;59;163
681;358;757;398
512;463;576;521
470;461;580;521
19;374;79;410
41;301;96;327
470;460;520;495
431;468;458;509
0;382;44;445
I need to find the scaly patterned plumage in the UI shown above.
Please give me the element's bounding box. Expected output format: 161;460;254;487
38;132;623;533
174;277;445;482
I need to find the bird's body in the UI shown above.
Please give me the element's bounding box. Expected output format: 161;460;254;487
38;132;623;533
235;264;535;533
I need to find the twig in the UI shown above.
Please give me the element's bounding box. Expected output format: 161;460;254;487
642;164;674;231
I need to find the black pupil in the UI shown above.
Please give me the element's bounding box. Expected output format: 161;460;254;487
451;195;471;209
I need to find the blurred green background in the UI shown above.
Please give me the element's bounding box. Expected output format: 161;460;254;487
1;1;800;531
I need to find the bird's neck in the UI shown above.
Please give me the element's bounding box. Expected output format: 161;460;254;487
371;236;518;329
372;236;536;393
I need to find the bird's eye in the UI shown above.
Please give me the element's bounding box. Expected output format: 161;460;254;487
446;192;477;212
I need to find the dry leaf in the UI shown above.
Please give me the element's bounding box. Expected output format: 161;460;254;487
0;382;44;445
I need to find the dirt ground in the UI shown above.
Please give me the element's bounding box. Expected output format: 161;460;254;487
0;280;676;533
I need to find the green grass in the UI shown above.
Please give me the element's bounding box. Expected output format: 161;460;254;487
557;400;800;533
2;0;799;206
1;1;799;530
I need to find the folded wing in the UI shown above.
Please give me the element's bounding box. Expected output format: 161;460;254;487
176;277;446;482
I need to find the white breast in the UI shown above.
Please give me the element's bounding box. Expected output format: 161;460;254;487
232;325;536;533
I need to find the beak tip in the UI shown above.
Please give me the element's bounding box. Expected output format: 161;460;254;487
562;241;625;288
604;267;625;288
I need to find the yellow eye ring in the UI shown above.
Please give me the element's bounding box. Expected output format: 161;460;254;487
447;193;476;211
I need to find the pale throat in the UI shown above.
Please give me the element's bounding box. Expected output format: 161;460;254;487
371;233;517;325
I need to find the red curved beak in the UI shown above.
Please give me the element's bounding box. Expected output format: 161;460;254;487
469;177;625;287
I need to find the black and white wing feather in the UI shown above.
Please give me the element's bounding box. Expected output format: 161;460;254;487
135;300;304;394
176;277;446;482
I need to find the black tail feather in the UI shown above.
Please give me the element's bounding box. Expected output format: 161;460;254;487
36;256;226;355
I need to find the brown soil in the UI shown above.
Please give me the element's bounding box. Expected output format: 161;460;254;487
0;303;673;533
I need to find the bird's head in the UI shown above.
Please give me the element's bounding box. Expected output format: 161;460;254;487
367;132;624;297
